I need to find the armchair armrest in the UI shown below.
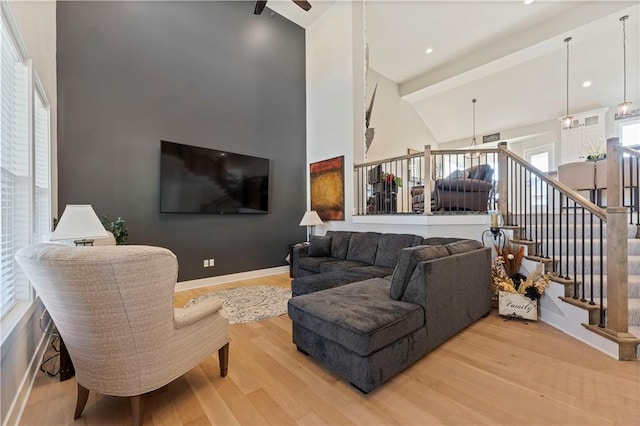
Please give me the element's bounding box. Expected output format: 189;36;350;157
174;296;224;329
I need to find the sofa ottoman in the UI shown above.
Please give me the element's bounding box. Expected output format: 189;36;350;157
288;278;428;393
291;271;372;297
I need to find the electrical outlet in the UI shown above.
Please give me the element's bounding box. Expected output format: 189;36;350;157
209;258;215;267
203;259;209;268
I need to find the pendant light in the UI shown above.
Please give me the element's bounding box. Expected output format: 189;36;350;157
561;37;573;129
466;98;481;159
618;15;632;116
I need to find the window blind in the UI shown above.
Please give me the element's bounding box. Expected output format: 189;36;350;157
0;18;30;318
34;90;50;244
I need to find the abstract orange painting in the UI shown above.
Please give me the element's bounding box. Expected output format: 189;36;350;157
310;156;344;221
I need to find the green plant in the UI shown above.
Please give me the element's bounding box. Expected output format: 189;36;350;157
101;215;128;245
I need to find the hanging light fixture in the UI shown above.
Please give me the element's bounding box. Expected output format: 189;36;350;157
618;15;632;116
561;37;573;129
466;98;482;159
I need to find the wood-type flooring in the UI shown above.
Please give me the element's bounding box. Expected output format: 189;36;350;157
19;273;640;425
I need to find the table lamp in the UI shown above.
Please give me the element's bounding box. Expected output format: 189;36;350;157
299;210;323;241
49;205;109;246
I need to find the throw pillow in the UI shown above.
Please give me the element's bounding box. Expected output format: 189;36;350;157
308;235;332;257
389;245;449;300
444;239;484;255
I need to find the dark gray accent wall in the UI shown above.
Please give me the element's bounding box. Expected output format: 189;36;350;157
57;1;307;281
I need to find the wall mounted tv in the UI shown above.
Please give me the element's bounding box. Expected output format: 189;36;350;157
160;140;269;214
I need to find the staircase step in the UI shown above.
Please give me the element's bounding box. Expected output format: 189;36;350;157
580;274;640;299
565;256;640;275
539;238;640;256
521;224;637;239
510;239;538;255
600;298;640;326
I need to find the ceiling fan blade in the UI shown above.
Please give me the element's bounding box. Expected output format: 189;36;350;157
292;0;312;12
254;1;267;15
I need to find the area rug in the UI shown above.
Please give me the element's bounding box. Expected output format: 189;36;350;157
184;285;292;324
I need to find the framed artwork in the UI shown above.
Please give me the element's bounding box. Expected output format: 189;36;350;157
310;156;345;221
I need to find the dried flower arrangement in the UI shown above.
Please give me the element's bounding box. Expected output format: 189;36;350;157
491;243;553;300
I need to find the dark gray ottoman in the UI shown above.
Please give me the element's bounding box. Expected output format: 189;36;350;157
291;270;371;297
288;278;428;393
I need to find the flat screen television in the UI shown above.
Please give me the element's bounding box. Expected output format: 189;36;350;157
160;140;269;214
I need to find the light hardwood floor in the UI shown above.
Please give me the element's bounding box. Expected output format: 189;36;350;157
20;273;640;425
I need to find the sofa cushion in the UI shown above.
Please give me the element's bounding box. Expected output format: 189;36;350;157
318;260;369;273
308;235;332;257
423;237;465;246
287;278;424;357
444;239;484;255
389;245;449;300
374;233;424;268
298;256;336;273
327;231;353;260
291;271;371;296
349;265;394;278
346;232;381;264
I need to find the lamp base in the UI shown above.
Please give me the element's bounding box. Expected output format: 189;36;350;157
73;239;94;246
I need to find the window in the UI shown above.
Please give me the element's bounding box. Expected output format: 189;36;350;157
0;5;51;322
620;121;640;147
526;147;552;207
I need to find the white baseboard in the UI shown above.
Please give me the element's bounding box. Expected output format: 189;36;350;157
174;266;289;292
4;320;53;426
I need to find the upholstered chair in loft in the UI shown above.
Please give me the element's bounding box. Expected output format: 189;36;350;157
558;161;596;203
434;164;494;212
15;244;229;426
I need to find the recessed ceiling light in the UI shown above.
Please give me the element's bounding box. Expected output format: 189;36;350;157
582;81;592;88
524;0;535;5
425;47;433;54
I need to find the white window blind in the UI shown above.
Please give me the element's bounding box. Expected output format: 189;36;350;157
0;15;30;318
34;89;50;243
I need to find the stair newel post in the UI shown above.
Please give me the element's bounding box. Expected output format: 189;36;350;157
498;142;508;224
605;138;629;335
607;137;621;208
424;145;432;215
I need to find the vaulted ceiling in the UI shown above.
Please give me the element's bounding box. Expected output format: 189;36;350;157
269;0;639;144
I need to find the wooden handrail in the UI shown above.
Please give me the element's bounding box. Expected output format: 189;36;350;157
614;144;640;157
501;145;606;221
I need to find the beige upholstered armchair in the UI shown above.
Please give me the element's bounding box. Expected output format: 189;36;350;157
16;244;229;426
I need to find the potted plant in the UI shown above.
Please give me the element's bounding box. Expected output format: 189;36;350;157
101;215;128;245
491;243;553;320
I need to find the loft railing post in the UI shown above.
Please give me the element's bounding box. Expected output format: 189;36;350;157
498;142;508;223
424;145;432;215
606;137;629;335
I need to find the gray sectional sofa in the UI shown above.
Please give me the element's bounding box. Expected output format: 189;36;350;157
288;234;491;393
291;230;423;279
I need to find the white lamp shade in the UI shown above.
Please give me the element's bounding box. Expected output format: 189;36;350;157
50;205;109;241
299;210;323;227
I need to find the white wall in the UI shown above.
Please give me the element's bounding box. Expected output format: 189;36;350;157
365;68;437;162
305;1;487;239
1;2;56;425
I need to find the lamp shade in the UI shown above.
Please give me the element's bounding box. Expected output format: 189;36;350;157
299;210;323;227
50;205;109;241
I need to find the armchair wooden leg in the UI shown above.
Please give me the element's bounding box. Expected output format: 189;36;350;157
131;395;144;426
218;343;229;377
74;383;89;419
